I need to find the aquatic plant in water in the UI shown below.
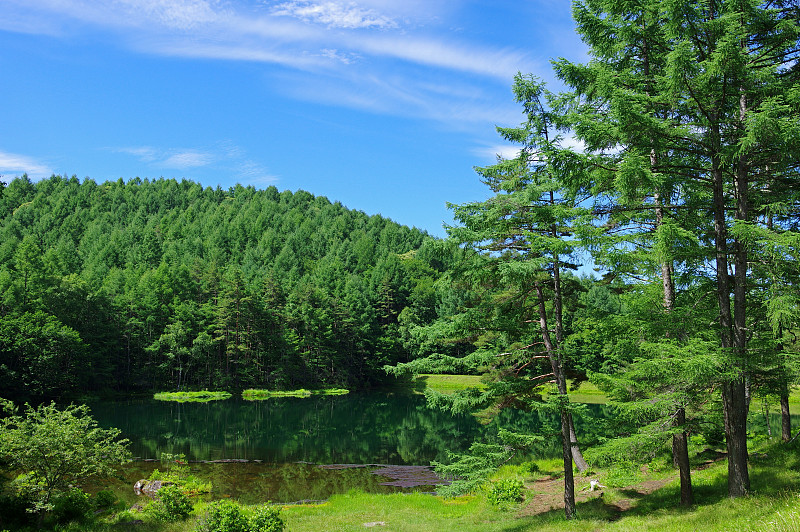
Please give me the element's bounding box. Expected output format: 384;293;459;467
153;391;232;402
241;388;349;399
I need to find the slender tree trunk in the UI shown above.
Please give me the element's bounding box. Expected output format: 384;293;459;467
535;281;575;519
712;144;749;497
729;96;752;495
561;409;576;519
569;416;588;472
550;199;588;473
672;408;693;506
656;181;693;506
781;388;792;443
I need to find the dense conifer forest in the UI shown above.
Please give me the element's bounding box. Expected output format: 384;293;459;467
0;175;452;400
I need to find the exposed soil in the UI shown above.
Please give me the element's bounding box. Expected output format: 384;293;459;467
518;474;671;518
520;452;730;519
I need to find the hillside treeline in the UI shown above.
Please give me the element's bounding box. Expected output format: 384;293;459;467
0;175;450;400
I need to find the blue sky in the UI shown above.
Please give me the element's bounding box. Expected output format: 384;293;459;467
0;1;586;237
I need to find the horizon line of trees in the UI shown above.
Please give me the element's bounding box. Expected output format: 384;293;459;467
0;175;457;400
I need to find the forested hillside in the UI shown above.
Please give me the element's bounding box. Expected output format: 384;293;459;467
0;175;448;400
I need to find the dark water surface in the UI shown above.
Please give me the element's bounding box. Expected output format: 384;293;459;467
89;391;496;465
88;390;603;502
86;392;795;503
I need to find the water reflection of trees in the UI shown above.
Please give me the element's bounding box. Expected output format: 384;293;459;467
89;394;619;466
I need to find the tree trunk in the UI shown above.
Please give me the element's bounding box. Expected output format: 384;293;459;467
561;409;576;519
729;96;751;495
535;281;575;519
655;190;693;504
672;408;693;506
712;142;750;498
569;415;588;472
781;392;792;443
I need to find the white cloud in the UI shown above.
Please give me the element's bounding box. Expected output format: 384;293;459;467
353;35;533;80
271;1;397;29
163;151;214;169
0;150;53;179
111;143;277;183
472;144;521;162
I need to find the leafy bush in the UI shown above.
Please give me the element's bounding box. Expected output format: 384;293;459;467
249;504;285;532
151;454;212;494
486;478;524;506
146;484;194;521
196;500;284;532
50;488;92;524
0;402;130;512
197;500;250;532
92;489;117;510
0;494;36;529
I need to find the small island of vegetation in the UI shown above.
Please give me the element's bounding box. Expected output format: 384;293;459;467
153;391;232;402
242;388;349;399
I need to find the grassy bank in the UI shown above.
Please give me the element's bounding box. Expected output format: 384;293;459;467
153;391;232;402
69;436;800;531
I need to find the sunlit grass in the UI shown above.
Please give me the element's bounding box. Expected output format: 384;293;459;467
241;388;349;399
412;374;487;394
153;391;231;402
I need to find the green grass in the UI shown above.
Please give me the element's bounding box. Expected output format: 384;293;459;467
44;437;800;532
153;391;231;402
241;388;350;399
412;374;487;394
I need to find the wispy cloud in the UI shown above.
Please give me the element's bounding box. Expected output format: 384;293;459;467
0;0;544;132
0;150;53;179
472;144;521;162
271;1;397;29
111;143;276;184
163;150;214;169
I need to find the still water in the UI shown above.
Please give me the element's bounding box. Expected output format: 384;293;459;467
88;391;608;502
90;391;498;465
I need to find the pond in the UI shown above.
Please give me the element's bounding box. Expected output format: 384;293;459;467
88;391;796;504
88;391;612;503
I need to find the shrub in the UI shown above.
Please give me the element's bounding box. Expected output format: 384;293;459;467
250;504;285;532
196;500;285;532
486;478;524;506
50;488;92;524
146;484;193;521
197;500;250;532
93;489;117;510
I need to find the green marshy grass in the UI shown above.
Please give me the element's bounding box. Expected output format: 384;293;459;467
153;391;232;402
241;388;350;399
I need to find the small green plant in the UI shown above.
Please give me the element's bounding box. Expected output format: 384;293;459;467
486;478;524;506
249;504;285;532
146;484;194;522
519;461;540;475
196;499;250;532
92;489;117;510
49;488;92;525
151;453;211;494
195;500;285;532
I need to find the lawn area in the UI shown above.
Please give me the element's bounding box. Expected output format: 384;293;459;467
280;437;800;531
412;374;486;394
411;374;610;405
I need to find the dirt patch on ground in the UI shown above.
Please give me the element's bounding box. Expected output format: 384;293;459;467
518;475;672;518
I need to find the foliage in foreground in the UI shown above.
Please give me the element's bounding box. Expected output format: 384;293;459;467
0;400;130;513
